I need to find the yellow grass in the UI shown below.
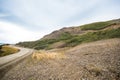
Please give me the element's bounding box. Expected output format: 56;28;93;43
0;46;20;57
2;46;19;52
32;50;66;60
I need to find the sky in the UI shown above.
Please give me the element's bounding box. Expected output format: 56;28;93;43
0;0;120;43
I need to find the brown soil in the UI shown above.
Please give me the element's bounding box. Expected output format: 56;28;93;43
1;38;120;80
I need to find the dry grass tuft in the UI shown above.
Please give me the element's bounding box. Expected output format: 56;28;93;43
85;64;103;76
32;50;66;60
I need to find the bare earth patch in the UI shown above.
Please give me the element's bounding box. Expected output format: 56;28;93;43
1;38;120;80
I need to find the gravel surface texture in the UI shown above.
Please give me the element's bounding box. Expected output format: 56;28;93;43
1;38;120;80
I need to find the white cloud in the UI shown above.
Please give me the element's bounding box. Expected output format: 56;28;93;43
0;0;120;43
0;13;9;17
2;0;102;27
1;0;120;28
0;21;43;43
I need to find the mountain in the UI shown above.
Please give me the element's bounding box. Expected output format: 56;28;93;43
3;19;120;80
17;18;120;50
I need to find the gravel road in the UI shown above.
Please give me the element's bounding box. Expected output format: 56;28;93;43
0;46;33;68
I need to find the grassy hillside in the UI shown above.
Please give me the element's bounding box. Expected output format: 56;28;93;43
80;18;120;30
17;19;120;50
66;28;120;47
17;32;73;49
4;38;120;80
80;22;112;30
0;45;19;57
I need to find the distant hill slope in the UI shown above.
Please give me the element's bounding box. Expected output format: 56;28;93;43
17;18;120;50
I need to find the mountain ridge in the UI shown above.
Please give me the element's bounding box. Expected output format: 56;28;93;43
17;18;120;50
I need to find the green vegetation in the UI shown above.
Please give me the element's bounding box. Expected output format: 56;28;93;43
17;32;73;50
17;19;120;50
34;39;59;49
18;28;120;50
38;32;72;49
0;45;19;57
66;28;120;47
59;32;73;40
80;22;112;30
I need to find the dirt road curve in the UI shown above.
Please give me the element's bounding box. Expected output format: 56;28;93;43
0;46;33;68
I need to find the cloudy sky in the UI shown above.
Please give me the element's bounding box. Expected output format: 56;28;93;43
0;0;120;43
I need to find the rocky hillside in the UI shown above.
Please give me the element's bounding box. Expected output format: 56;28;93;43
17;19;120;50
2;38;120;80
